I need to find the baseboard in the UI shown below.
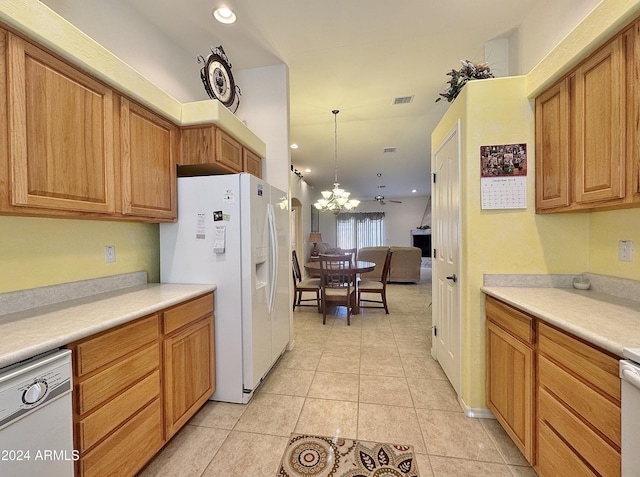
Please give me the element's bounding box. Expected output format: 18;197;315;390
458;396;495;419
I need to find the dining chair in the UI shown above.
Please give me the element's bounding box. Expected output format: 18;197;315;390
319;254;357;325
340;248;357;262
357;249;393;314
291;250;321;312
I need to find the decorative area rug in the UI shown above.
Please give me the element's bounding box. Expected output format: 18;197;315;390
278;433;420;477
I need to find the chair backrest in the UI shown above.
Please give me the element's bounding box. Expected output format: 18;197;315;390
291;250;302;283
341;248;357;262
319;255;355;289
380;249;393;284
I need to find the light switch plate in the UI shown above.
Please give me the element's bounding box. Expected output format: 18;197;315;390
619;240;633;262
104;245;116;263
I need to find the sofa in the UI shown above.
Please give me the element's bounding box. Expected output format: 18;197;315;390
357;246;422;283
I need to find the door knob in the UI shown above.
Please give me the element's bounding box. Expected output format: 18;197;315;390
446;274;457;283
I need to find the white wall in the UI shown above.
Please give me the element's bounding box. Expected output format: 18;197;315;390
290;174;315;257
315;195;430;248
517;0;602;74
41;0;202;103
234;64;290;193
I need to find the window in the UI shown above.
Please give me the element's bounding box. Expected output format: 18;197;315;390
336;212;385;249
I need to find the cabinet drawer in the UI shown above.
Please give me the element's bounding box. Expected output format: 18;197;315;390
77;370;160;452
538;387;620;477
79;398;163;477
537;418;597;477
73;314;159;376
538;322;620;400
539;355;620;446
163;293;213;335
77;344;159;414
485;296;534;344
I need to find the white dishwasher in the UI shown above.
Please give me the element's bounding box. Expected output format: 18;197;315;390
620;350;640;477
0;349;74;477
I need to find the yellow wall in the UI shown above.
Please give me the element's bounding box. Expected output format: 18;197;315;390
0;216;159;292
432;76;592;410
589;208;640;280
0;0;264;294
432;0;640;413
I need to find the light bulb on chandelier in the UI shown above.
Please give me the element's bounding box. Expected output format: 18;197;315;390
314;110;360;215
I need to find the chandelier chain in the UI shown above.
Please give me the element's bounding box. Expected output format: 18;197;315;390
313;109;360;214
333;109;339;184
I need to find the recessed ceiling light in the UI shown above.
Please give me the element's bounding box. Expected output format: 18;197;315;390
412;189;417;193
213;7;237;24
290;143;299;149
304;168;311;173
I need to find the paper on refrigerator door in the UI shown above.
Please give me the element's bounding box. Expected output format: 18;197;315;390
214;225;226;254
196;213;206;239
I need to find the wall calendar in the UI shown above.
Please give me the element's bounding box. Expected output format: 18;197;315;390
480;143;527;209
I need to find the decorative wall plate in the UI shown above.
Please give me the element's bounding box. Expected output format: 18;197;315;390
198;45;241;112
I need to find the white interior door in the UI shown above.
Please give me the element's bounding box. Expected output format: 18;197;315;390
432;121;461;396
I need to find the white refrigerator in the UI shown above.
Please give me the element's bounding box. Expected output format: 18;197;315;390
160;173;290;404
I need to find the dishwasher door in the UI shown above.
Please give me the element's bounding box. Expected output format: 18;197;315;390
620;359;640;477
0;349;74;477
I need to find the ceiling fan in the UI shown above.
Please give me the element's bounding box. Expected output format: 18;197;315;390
373;173;402;205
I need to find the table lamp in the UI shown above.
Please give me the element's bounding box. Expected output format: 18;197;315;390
309;232;323;257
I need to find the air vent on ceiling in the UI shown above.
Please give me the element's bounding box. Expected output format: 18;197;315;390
383;147;397;153
393;95;414;105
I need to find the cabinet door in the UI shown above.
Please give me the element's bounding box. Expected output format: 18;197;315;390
243;148;263;178
7;34;115;214
574;37;626;204
164;316;215;439
629;22;640;204
216;129;243;172
486;320;534;463
535;79;570;211
120;98;177;220
180;126;215;166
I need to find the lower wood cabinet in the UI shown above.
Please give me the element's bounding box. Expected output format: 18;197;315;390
162;294;216;439
485;296;535;464
485;296;621;476
537;322;620;477
67;292;215;476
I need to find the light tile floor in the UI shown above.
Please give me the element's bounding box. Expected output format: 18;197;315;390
140;269;537;477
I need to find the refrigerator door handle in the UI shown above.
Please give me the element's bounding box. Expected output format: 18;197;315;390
266;203;278;313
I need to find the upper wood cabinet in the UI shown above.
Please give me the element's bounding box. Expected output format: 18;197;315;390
535;80;570;210
535;19;640;213
573;37;626;205
119;98;177;221
243;148;263;178
7;33;116;214
180;125;263;178
216;128;243;172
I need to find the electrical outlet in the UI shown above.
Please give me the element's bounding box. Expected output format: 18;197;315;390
619;240;633;262
104;245;116;263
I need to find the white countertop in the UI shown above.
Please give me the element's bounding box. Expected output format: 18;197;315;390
0;283;216;368
481;286;640;357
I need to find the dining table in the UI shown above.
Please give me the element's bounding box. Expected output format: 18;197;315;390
304;260;376;314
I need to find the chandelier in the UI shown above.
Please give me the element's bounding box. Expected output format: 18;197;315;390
314;110;360;215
